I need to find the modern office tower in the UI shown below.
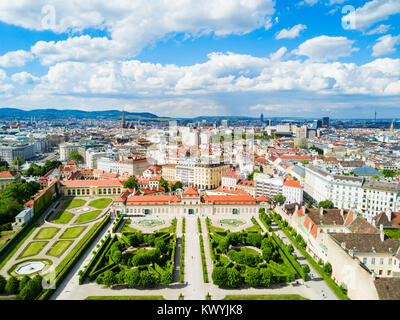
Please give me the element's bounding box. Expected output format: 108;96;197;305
322;117;329;128
260;113;264;122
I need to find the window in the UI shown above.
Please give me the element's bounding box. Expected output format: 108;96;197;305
389;258;392;265
371;258;375;265
380;258;384;265
363;258;367;264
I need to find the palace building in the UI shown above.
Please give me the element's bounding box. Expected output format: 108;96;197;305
111;187;268;216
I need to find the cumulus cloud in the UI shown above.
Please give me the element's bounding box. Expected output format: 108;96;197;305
26;52;400;99
0;50;33;68
293;35;358;61
372;34;400;56
342;0;400;31
11;72;40;85
1;0;276;64
275;24;307;39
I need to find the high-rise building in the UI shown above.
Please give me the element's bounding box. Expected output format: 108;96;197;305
260;113;264;122
221;119;228;128
322;117;329;128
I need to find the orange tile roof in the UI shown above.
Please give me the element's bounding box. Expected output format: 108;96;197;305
61;179;123;187
0;171;19;178
126;195;181;205
183;187;199;197
202;194;256;205
256;195;270;202
283;178;302;188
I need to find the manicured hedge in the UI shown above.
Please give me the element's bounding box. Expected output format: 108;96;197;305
79;234;112;284
269;212;350;300
112;216;125;233
182;218;186;234
199;235;208;283
38;215;111;300
179;235;185;283
197;217;202;233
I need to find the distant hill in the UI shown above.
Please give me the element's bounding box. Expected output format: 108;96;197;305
0;108;160;120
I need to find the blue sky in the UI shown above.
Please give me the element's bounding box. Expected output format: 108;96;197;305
0;0;399;118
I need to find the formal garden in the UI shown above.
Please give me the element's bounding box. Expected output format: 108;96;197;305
206;215;306;289
79;218;177;288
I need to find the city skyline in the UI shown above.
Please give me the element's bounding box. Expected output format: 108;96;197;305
0;0;398;118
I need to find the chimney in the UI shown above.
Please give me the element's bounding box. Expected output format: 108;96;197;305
295;204;299;214
302;205;306;215
380;224;385;242
340;208;344;217
320;207;323;215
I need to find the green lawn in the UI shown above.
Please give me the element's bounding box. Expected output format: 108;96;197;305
51;211;75;224
238;247;260;255
34;227;60;240
88;198;112;209
84;296;166;300
121;224;140;233
74;210;102;223
0;226;38;270
46;240;74;258
60;226;87;239
18;241;49;259
384;228;400;239
223;294;309;300
65;199;87;209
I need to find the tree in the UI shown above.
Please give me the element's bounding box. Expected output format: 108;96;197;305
227;232;242;246
17;275;42;300
244;268;260;287
124;269;140;287
273;194;286;206
323;262;332;276
123;176;138;189
154;238;167;254
103;270;118;287
248;169;260;181
0;275;6;294
226;268;242;288
246;233;262;248
218;238;229;254
139;270;159;287
259;268;273;287
69;150;83;163
161;271;173;285
159;178;169;192
382;170;399;178
111;250;122;264
12;157;25;168
302;264;310;275
318;200;334;209
5;276;20;294
212;267;228;287
19;275;31;292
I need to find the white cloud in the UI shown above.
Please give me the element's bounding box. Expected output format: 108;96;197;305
372;34;400;56
342;0;400;31
1;0;276;65
293;35;358;61
0;50;33;68
366;24;391;35
275;24;307;39
26;52;400;99
269;47;287;60
11;72;40;85
31;36;128;66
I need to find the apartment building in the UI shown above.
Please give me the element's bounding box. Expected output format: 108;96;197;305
161;164;176;181
254;173;303;204
193;163;230;190
304;165;399;220
0;171;21;190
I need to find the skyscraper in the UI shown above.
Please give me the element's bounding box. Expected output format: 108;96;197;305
322;117;329;128
260;113;264;122
121;110;126;128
